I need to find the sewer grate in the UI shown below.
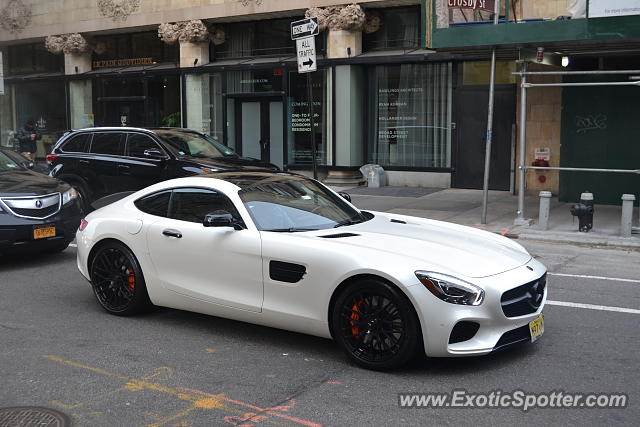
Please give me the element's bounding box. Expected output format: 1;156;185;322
0;407;71;427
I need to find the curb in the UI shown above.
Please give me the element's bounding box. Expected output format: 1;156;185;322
515;232;640;250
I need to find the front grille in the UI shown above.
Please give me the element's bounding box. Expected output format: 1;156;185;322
0;193;61;219
501;273;546;318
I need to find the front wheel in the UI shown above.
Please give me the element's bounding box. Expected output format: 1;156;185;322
90;241;152;316
331;278;421;370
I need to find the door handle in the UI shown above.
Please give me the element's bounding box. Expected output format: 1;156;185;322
118;164;130;169
79;159;89;164
162;229;182;238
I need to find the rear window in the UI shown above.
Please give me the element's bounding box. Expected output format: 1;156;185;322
134;190;171;217
90;133;124;156
60;133;91;153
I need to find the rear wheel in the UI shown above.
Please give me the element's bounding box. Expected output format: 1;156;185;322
331;278;420;370
90;241;151;316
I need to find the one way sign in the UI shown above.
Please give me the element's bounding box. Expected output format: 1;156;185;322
290;17;319;40
296;36;316;73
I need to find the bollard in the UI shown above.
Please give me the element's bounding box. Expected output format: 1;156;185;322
538;191;552;230
621;194;636;237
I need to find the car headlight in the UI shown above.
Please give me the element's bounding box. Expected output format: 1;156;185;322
62;187;78;205
415;271;484;306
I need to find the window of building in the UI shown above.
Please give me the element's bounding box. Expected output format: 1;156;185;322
214;18;306;58
287;69;331;166
363;6;420;51
90;132;124;155
7;43;63;75
92;31;178;64
366;63;452;168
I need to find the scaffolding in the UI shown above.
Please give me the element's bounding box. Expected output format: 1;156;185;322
512;66;640;225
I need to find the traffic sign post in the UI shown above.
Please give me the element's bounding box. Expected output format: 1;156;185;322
292;18;319;179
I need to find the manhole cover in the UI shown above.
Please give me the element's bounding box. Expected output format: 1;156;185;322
0;407;71;427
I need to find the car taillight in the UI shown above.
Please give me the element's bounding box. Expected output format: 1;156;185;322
78;219;88;231
45;154;58;165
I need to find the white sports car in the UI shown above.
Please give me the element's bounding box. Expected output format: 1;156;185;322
76;171;546;370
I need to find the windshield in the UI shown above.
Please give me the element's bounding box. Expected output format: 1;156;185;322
238;177;366;232
155;130;237;159
0;151;22;172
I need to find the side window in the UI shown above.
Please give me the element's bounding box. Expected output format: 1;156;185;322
126;133;163;158
60;133;91;153
134;190;171;217
89;132;124;156
169;188;242;224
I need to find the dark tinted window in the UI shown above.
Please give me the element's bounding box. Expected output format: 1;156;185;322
169;188;241;224
127;133;162;158
90;133;124;155
60;133;91;153
134;190;171;217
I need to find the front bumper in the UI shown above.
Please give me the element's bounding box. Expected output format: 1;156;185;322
0;201;82;254
407;257;547;357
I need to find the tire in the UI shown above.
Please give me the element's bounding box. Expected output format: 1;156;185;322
331;278;421;370
89;241;152;316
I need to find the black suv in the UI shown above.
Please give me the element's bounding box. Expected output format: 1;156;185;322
47;127;277;206
0;150;82;254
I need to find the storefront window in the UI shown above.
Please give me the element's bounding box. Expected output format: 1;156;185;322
287;70;331;166
367;63;452;168
363;6;420;51
225;70;283;93
11;81;67;157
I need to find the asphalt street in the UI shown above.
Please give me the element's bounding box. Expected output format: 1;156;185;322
1;240;639;427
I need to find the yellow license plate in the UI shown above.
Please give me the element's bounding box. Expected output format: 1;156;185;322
33;226;56;239
529;314;544;342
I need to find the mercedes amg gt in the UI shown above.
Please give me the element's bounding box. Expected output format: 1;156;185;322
75;171;546;370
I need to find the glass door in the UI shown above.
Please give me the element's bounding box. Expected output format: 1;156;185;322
234;98;284;168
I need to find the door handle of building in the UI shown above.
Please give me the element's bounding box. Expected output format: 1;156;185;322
162;229;182;238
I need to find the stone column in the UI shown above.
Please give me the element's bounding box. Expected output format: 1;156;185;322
159;20;211;131
327;30;362;59
45;33;94;128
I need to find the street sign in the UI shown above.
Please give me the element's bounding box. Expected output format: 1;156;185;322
290;17;319;40
296;36;317;74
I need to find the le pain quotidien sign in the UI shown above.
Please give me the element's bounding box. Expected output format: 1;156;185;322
448;0;495;12
92;58;155;68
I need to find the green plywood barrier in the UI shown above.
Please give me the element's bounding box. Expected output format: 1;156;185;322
559;76;640;205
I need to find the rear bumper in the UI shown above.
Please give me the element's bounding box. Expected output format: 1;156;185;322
0;202;82;253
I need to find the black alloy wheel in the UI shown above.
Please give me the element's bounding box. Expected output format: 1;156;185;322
332;279;420;370
90;241;151;316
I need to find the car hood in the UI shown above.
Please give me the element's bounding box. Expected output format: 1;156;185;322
0;169;69;197
186;156;277;170
309;212;531;279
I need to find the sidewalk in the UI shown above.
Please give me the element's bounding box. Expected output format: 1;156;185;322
338;186;640;250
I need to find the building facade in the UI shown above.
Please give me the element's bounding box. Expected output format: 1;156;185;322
0;0;638;198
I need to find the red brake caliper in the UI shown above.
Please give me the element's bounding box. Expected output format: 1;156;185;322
125;269;135;291
350;300;364;339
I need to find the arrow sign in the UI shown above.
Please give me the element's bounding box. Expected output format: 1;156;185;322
296;36;317;74
291;17;319;40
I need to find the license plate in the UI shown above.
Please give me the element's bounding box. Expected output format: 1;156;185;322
529;314;544;342
33;226;56;239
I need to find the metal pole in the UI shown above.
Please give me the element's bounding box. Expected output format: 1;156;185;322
307;72;317;179
480;0;501;225
515;61;529;225
513;69;640;76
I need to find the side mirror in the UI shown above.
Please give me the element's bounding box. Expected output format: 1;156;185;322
203;212;243;230
144;148;165;159
338;192;351;202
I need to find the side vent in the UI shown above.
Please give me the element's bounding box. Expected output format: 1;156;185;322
269;261;306;283
319;233;360;238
